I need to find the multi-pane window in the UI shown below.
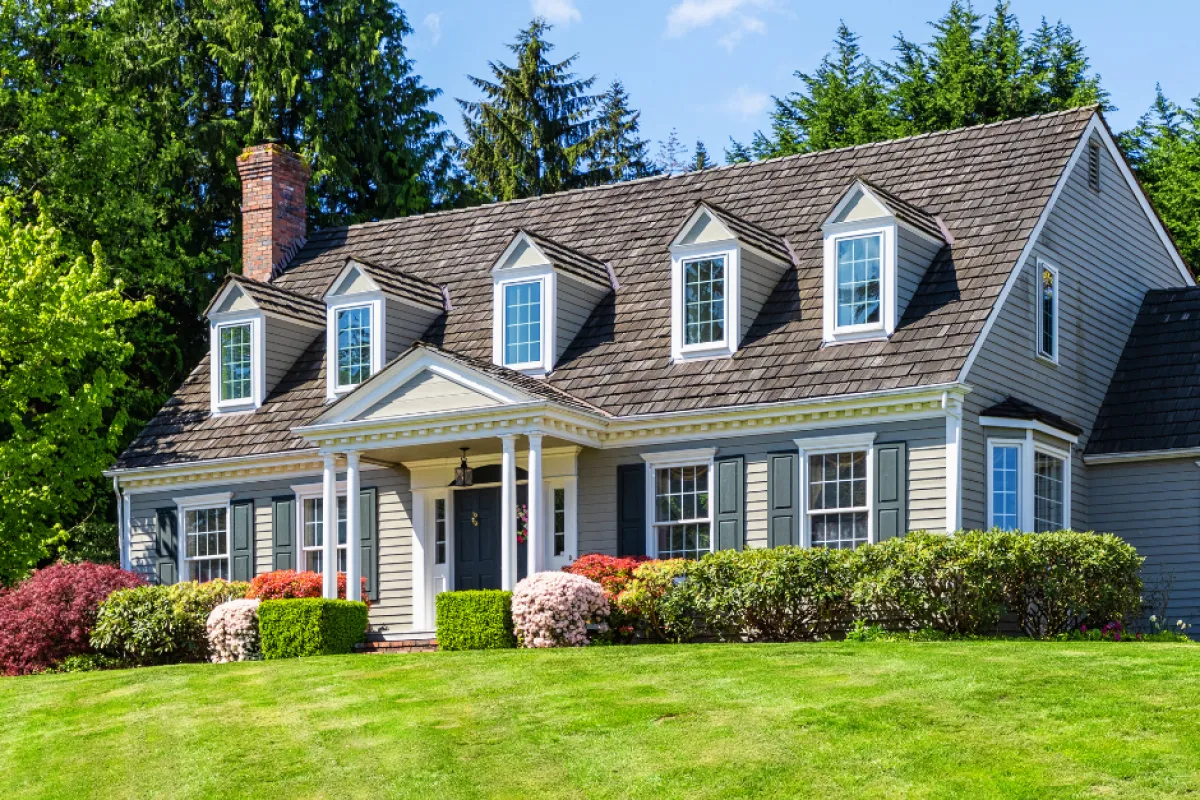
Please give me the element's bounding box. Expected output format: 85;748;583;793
1034;451;1066;531
1037;263;1058;361
219;323;252;402
301;496;348;574
504;281;542;365
336;306;372;387
990;445;1021;530
654;465;711;559
434;498;447;565
553;487;566;557
683;256;725;346
808;451;869;549
835;234;882;327
185;507;229;582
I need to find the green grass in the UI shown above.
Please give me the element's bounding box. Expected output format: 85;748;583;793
2;643;1199;799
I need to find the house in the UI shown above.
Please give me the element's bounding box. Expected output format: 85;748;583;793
106;108;1200;641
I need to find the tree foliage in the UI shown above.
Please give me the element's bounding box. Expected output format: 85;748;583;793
1121;88;1200;273
0;198;150;582
589;80;658;183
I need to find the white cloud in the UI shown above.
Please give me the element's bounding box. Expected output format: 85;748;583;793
532;0;582;26
422;12;442;46
725;86;770;118
666;0;773;50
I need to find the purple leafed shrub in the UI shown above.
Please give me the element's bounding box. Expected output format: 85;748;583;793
512;571;609;648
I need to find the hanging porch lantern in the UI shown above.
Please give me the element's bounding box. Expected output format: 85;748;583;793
454;447;474;487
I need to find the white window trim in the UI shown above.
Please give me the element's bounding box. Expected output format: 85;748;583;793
325;295;385;399
641;447;717;558
986;432;1072;531
492;269;555;375
208;313;265;414
1035;258;1060;365
821;221;896;345
794;433;876;548
292;481;349;572
174;492;233;582
545;476;578;569
669;241;740;363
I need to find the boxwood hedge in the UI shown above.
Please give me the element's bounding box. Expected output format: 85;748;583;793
436;590;516;650
258;598;368;659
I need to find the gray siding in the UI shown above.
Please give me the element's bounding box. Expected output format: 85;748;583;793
555;274;608;363
127;463;416;635
576;417;946;554
1091;459;1200;626
739;250;787;343
896;227;941;324
962;134;1188;530
265;318;319;395
385;299;440;362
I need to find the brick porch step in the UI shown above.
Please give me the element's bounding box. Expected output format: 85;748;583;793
355;638;438;653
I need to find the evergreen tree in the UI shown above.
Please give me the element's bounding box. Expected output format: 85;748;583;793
457;19;598;201
690;141;712;171
656;129;689;174
1121;88;1200;273
588;80;657;183
724;138;753;164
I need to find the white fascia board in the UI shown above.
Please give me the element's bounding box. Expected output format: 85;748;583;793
670;203;735;248
1084;447;1200;465
491;231;551;275
323;260;381;300
978;416;1079;445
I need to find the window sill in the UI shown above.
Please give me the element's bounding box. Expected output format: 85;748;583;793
1035;353;1060;368
675;342;735;363
823;327;889;346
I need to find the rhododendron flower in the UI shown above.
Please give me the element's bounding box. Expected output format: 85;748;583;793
512;571;608;648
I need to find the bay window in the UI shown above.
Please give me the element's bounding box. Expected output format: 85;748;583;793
987;437;1071;531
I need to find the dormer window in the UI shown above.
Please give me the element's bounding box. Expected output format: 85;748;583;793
336;305;373;389
822;179;947;345
218;322;253;402
669;202;792;363
491;230;614;376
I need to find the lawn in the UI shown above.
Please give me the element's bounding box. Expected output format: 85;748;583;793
2;643;1199;799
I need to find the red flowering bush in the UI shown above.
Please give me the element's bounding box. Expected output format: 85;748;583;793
246;570;369;605
0;562;145;675
564;554;655;642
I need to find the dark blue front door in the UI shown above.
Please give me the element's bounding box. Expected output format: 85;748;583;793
453;485;528;590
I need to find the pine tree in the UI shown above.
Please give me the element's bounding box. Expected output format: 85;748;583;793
1024;18;1108;113
656;128;689;174
587;80;657;183
457;19;598;201
724;138;753;164
690;141;711;171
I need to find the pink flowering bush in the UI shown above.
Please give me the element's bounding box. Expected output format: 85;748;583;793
206;599;262;663
511;571;609;648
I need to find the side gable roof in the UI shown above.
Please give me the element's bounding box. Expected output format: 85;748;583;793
1087;287;1200;456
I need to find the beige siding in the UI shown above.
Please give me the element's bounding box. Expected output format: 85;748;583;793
739;250;787;343
896;227;941;325
265;318;319;395
556;274;607;362
962;134;1189;530
362;372;498;419
385;299;440;362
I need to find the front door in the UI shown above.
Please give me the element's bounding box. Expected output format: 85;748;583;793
454;487;502;590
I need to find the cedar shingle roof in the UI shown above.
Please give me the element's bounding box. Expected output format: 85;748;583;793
1087;287;1200;455
693;201;794;265
519;229;615;289
206;274;325;327
332;257;447;311
981;396;1083;437
858;178;948;244
115;107;1096;469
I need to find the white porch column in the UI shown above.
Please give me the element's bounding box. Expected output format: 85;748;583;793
526;432;544;575
500;434;518;590
322;452;338;599
345;451;361;603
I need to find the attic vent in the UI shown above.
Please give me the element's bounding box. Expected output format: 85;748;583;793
1086;141;1101;193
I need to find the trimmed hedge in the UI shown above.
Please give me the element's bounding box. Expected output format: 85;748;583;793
258;598;368;659
436;590;516;650
615;531;1144;642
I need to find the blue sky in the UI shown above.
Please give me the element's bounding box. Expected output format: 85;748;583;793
402;1;1198;161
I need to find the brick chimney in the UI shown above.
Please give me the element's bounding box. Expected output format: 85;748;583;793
237;143;309;282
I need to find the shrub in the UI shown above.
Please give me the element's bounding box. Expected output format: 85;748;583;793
0;562;145;675
1002;532;1143;638
853;531;1008;635
246;569;369;604
207;599;262;663
617;560;695;642
686;546;859;642
50;653;126;673
436;590;516;650
90;579;249;665
565;554;651;641
258;598;368;659
512;572;609;647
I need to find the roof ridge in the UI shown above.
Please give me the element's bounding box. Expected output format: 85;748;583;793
518;227;608;266
299;106;1099;245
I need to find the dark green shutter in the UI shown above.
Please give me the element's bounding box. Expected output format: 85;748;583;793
359;487;378;601
767;452;799;548
874;442;908;541
714;456;744;551
155;508;178;585
230;500;255;581
617;463;646;557
272;496;295;571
